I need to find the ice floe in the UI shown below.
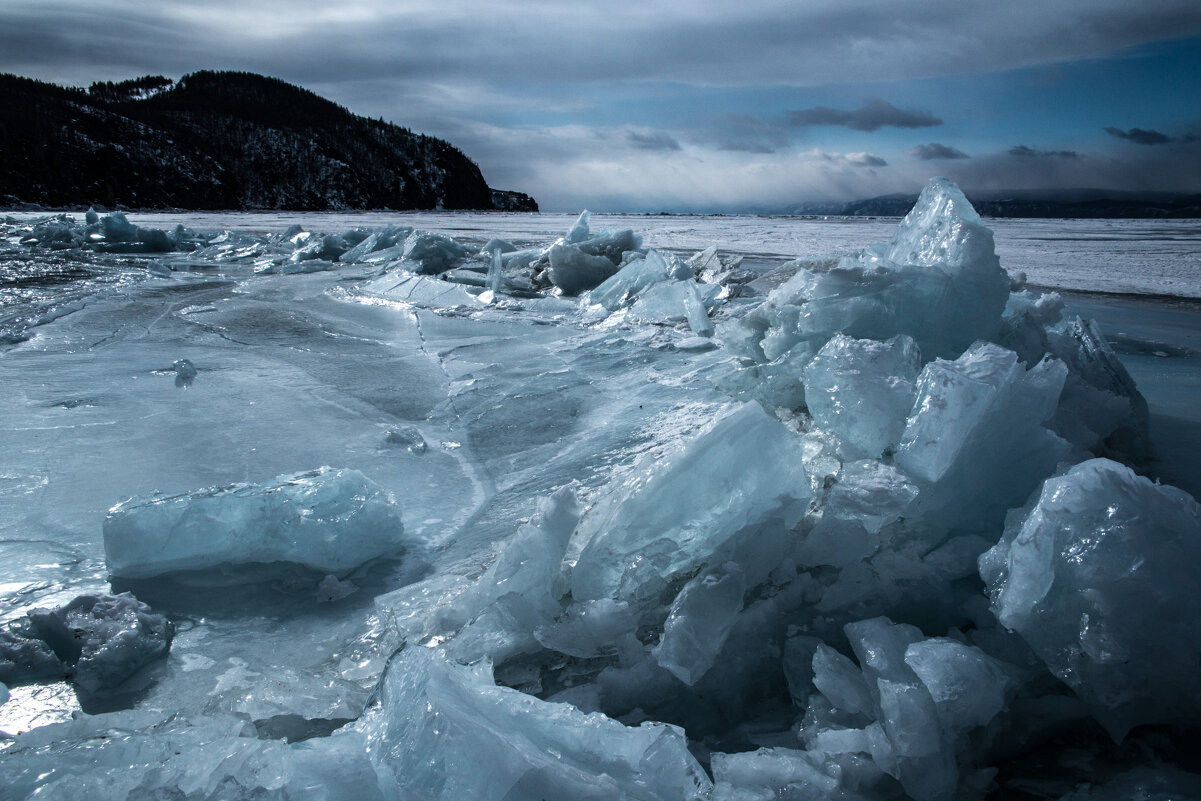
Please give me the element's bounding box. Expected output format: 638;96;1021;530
0;177;1196;799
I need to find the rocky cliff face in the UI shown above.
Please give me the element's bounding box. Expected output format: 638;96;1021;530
0;71;537;212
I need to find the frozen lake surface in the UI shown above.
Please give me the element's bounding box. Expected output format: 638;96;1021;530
1;192;1200;800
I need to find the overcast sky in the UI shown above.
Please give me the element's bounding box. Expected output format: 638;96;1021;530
3;0;1200;211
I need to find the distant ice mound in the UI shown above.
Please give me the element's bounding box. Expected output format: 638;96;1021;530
103;466;404;579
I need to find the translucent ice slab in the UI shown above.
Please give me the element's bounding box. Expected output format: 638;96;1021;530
104;467;404;579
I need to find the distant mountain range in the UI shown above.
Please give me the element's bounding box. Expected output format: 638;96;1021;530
0;71;537;212
790;189;1201;219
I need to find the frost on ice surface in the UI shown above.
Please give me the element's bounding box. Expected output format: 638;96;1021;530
103;466;404;579
980;458;1201;739
0;593;172;695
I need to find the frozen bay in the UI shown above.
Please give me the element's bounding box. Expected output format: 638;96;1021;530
1;193;1200;799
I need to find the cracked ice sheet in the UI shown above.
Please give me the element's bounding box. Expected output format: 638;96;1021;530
344;277;738;571
0;269;488;724
0;263;735;730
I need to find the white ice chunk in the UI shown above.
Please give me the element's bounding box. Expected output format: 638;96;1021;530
289;232;349;263
711;748;841;800
715;341;815;411
825;460;919;537
565;209;592;244
798;461;918;568
357;646;712;801
627;279;719;335
103;467;404;579
547;242;621;295
447;488;579;662
401;230;465;274
338;225;413;262
844;618;958;801
980;458;1201;738
655;562;745;685
571;403;811;603
384;425;427;453
573;226;642;263
586;249;692;311
894;342;1069;535
486;246;503;294
1047;316;1151;461
812;643;874;717
803;334;920;458
535;599;639;659
480;237;516;255
904;638;1012;738
737;178;1011;361
886;176;1000;278
172;358;197;387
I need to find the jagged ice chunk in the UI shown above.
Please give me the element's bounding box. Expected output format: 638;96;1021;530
103;467;404;579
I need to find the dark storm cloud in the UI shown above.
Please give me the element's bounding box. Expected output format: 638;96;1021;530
1008;145;1081;159
626;131;682;151
5;1;1201;93
786;98;941;132
909;143;970;160
718;141;778;154
2;0;1200;210
706;114;789;155
1103;126;1174;145
938;144;1201;200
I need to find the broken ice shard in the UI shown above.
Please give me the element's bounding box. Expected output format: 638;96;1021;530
894;342;1070;535
401;230;465;274
547;243;621;295
737;177;1011;362
795;618;1010;801
103;466;404;579
586;248;692;311
654;562;745;685
570;402;811;604
0;593;172;694
980;457;1201;739
356;646;712;801
802;334;921;459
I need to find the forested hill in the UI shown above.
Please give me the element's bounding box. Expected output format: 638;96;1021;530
0;71;538;212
